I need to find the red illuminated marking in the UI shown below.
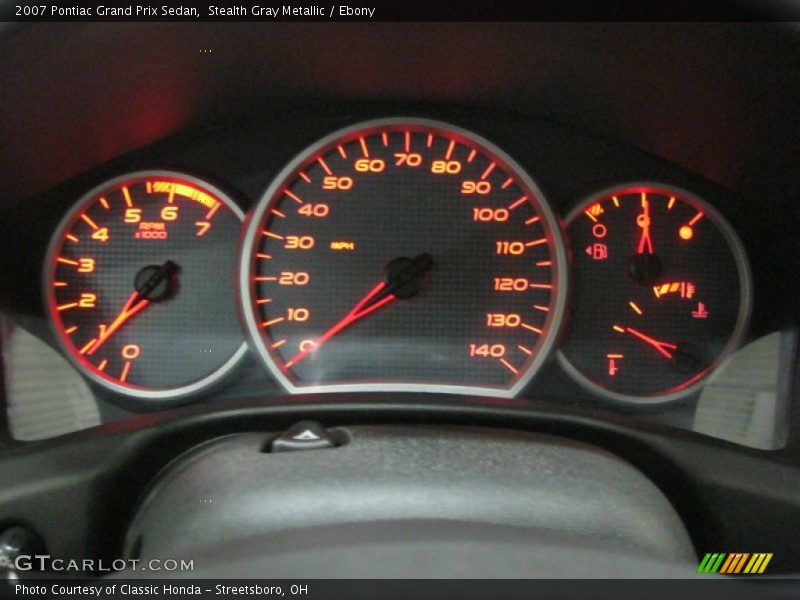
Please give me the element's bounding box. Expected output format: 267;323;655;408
689;212;704;226
426;133;433;148
535;260;552;267
612;196;620;208
636;195;654;254
317;157;333;175
254;276;278;281
88;291;150;356
285;190;305;204
584;209;598;223
119;361;132;383
337;145;347;159
467;149;477;162
533;305;549;312
445;140;455;160
122;186;133;208
283;281;396;370
508;196;528;211
256;253;273;260
501;178;514;189
262;231;284;240
653;281;695;299
271;208;286;218
517;345;533;355
405;131;411;152
146;182;153;193
525;238;547;247
78;339;97;355
608;357;620;376
57;257;79;266
57;302;78;311
299;172;311;183
667;196;676;210
480;161;496;180
81;214;99;230
381;132;388;147
521;323;543;334
529;283;552;289
65;326;78;335
607;353;624;358
271;339;287;349
624;327;677;359
629;301;643;315
97;360;108;372
99;197;110;209
499;358;518;374
613;325;625;333
66;234;79;242
256;298;272;304
692;302;709;319
359;137;370;157
525;216;541;226
206;203;221;219
261;317;285;328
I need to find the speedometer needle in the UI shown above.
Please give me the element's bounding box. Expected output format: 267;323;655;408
283;252;433;370
623;326;677;359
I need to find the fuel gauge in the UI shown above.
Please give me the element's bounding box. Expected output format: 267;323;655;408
558;184;751;404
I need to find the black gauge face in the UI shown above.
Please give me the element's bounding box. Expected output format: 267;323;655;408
240;118;568;397
558;185;751;404
46;172;247;402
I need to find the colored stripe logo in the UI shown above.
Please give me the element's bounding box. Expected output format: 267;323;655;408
697;553;773;574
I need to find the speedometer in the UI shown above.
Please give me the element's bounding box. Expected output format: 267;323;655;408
240;118;567;397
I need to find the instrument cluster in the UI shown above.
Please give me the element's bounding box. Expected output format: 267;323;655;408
32;115;757;410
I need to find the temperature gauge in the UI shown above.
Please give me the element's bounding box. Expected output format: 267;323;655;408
558;184;751;404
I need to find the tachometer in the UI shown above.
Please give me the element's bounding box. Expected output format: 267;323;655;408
240;118;567;397
45;171;247;402
557;184;751;404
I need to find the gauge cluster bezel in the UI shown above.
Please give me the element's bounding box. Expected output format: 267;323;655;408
0;102;781;416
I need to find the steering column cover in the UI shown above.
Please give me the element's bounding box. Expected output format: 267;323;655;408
122;426;695;577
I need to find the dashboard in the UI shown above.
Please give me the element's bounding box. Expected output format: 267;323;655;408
0;21;799;580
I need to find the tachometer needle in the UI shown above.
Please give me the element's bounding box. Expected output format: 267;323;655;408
283;252;433;370
86;291;150;355
87;260;178;355
622;326;677;359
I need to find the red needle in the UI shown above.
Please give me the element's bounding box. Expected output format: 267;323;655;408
87;291;150;355
283;281;396;370
636;197;654;254
624;326;677;359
